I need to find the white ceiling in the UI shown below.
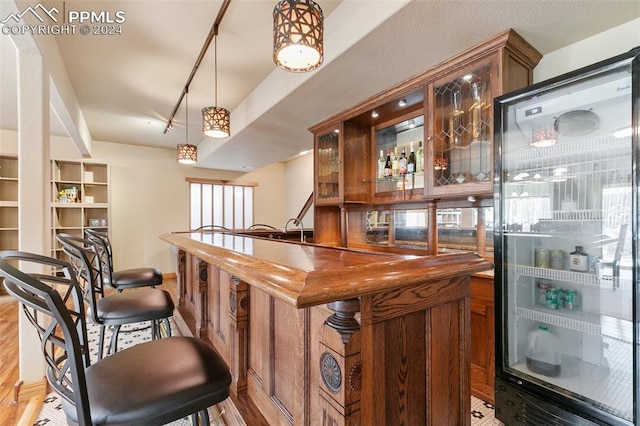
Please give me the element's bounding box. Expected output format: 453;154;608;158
1;0;639;172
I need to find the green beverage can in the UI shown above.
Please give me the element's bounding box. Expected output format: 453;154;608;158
556;288;564;309
546;288;559;309
565;289;579;310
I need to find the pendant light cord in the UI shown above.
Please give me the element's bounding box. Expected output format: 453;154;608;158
214;35;218;107
185;87;189;142
163;0;232;133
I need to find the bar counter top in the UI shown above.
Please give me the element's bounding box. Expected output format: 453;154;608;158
161;231;493;309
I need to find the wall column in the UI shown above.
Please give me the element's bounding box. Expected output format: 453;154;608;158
15;47;51;400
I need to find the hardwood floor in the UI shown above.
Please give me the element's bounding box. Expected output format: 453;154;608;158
0;296;28;425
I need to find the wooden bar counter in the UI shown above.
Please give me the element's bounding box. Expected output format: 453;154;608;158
161;231;493;425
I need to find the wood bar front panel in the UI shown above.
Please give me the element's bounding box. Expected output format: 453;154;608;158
360;276;471;426
206;266;232;366
470;273;495;404
247;286;307;425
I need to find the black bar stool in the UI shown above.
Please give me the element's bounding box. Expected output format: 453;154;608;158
0;251;231;425
57;234;174;359
84;228;163;292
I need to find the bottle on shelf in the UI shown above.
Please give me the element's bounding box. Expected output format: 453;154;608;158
384;149;393;178
569;246;589;272
416;141;424;173
526;325;561;377
391;147;400;178
377;150;385;179
407;142;416;174
399;147;408;175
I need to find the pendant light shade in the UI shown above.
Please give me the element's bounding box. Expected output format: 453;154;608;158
177;143;197;164
177;89;197;165
202;106;230;138
203;34;231;139
273;0;323;73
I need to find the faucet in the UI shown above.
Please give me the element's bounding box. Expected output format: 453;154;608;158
284;218;305;242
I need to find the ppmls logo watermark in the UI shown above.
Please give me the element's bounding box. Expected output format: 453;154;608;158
1;2;126;36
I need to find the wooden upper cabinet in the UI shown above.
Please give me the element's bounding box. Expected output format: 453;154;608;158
311;29;542;206
313;121;371;206
343;121;370;203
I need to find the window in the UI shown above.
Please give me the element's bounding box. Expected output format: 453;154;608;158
188;179;255;231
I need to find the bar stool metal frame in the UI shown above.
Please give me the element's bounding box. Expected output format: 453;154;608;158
84;228;163;292
0;251;231;425
57;234;173;359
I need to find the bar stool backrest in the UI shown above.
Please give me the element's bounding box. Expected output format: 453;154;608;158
56;234;105;326
84;229;113;284
0;251;92;424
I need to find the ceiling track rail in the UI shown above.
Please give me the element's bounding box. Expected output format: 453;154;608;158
163;0;233;134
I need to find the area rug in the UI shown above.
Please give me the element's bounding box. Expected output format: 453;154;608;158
33;319;225;426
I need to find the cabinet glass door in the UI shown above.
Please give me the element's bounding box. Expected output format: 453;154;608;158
315;127;340;204
373;115;424;201
431;64;492;195
495;57;635;424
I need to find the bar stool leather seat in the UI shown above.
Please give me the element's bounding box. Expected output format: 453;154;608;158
96;288;173;323
107;267;163;290
62;336;231;425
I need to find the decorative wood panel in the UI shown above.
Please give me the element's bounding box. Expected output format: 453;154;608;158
359;276;471;426
206;266;231;365
470;273;495;404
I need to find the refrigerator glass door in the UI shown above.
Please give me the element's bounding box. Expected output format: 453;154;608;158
498;60;633;422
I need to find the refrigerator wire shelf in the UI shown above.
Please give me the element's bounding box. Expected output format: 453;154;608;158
516;307;631;344
507;134;630;164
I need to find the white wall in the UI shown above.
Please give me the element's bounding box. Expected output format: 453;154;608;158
239;161;287;228
534;18;640;83
89;141;243;274
284;152;314;228
95;141;288;273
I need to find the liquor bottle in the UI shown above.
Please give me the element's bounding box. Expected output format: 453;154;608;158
416;141;424;173
384;149;393;178
569;246;588;272
407;142;416;174
399;147;408;175
377;150;385;179
391;147;399;178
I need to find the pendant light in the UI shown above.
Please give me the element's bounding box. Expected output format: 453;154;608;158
177;88;197;164
202;34;231;138
273;0;324;72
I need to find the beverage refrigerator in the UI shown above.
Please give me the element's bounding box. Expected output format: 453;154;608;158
493;47;639;425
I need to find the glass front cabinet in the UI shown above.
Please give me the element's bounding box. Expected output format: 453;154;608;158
314;124;341;205
428;60;495;198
